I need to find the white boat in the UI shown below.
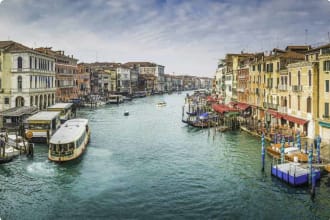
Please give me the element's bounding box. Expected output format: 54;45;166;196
107;95;124;104
47;103;74;123
48;118;90;162
156;101;167;107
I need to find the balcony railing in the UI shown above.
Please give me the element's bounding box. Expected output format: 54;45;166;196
263;102;278;110
278;85;288;91
292;85;303;92
278;106;288;114
11;87;57;93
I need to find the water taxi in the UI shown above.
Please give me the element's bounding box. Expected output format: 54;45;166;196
48;118;90;162
156;101;167;107
26;111;61;143
47;103;74;123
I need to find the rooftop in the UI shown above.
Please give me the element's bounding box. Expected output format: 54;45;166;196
27;111;60;121
50;118;88;144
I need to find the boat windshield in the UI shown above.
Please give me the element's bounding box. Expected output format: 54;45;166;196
49;142;74;156
29;123;50;130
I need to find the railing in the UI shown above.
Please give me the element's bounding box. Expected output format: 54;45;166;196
263;102;278;110
292;85;303;92
278;106;288;114
11;87;57;93
278;85;288;91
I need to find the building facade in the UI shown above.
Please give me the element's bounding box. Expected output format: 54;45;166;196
0;41;56;111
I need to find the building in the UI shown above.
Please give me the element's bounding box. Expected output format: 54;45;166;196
124;62;165;93
35;47;78;102
0;41;56;111
307;43;330;143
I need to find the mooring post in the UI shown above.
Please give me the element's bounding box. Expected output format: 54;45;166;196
261;133;265;172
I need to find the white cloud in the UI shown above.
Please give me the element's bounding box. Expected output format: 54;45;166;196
0;0;329;76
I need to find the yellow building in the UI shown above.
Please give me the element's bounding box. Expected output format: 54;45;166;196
287;61;318;138
307;43;330;143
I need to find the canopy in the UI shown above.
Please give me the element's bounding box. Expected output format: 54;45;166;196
212;104;237;114
282;114;308;125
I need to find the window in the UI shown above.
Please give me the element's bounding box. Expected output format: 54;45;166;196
308;70;312;86
4;97;9;104
17;57;23;69
289;95;291;108
0;61;2;71
325;103;329;117
289;72;291;86
326;80;329;92
35;58;37;69
298;95;300;111
307;97;312;113
252;65;255;71
324;61;330;71
18;76;22;90
277;62;279;71
30;76;32;88
29;56;32;68
298;71;301;85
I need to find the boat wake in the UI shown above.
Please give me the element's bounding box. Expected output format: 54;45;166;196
27;161;56;177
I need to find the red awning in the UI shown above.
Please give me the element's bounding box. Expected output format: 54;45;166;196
267;109;283;119
282;114;308;125
206;96;217;102
236;102;251;111
212;104;237;114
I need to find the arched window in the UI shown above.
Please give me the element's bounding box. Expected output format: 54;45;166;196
17;57;23;69
308;70;312;86
17;76;22;91
307;97;312;113
298;71;301;85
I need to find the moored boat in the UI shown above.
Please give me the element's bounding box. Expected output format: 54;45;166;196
156;101;167;107
48;118;90;162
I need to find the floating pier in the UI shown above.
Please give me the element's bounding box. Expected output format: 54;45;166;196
271;162;321;186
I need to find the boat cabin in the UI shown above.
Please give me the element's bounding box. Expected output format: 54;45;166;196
26;111;61;143
49;118;90;162
47;103;74;123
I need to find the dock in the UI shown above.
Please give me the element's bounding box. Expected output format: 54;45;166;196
271;162;321;186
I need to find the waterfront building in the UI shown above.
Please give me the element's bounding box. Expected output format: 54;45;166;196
138;74;156;93
77;63;91;98
0;41;56;111
237;56;253;104
286;60;318;138
116;66;131;94
307;43;330;143
124;62;165;93
35;47;78;103
215;59;226;97
164;74;173;92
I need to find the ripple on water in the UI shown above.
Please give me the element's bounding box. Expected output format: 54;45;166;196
26;161;56;177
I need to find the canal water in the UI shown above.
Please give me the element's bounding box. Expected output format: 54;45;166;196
1;93;330;219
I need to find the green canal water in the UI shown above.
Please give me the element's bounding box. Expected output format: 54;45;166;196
1;93;330;219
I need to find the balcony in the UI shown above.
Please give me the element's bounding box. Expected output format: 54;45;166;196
278;106;288;114
292;85;303;92
263;102;278;110
278;85;288;91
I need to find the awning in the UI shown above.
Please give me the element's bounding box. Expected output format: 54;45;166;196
206;96;217;102
319;121;330;128
282;114;308;125
236;102;251;111
267;109;283;119
212;104;237;114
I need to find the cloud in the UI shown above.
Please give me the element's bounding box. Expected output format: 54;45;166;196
0;0;329;76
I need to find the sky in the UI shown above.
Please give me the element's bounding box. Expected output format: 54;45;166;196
0;0;330;77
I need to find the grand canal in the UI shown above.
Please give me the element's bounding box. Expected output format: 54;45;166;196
1;93;330;219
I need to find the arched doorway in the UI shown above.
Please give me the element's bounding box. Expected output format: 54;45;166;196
15;96;25;107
